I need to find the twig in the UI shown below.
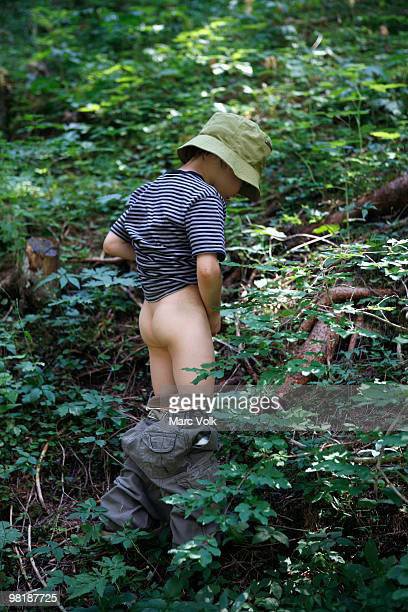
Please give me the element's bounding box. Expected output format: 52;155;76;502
218;363;241;392
10;505;32;591
1;302;13;320
359;310;408;332
35;441;49;511
118;346;147;363
77;364;113;378
102;345;125;391
214;338;240;352
17;484;35;535
396;343;404;362
27;523;68;612
287;437;307;449
57;441;66;511
235;314;243;351
215;336;262;366
102;448;126;467
120;286;143;307
222;468;254;516
27;523;48;585
67;256;125;264
14;545;33;590
387;216;408;231
378;467;408;505
286;234;338;251
352;454;405;465
70;448;89;488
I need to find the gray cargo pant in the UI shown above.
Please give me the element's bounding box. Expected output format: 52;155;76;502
99;408;222;547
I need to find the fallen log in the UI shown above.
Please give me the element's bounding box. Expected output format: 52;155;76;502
276;284;401;398
277;318;340;397
298;284;399;334
285;173;408;247
347;314;366;354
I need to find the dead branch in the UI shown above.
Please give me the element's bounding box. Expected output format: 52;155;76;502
354;455;405;465
27;523;68;612
34;441;49;511
10;505;33;590
285;173;408;246
120;286;143;307
378;467;408;504
68;256;126;265
299;284;399;334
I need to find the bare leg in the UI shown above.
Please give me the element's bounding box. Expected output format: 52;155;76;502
147;346;177;397
167;322;215;394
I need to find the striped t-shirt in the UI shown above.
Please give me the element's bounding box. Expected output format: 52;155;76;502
109;169;227;302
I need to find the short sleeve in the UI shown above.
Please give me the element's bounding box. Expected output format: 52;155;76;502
109;197;132;244
185;195;226;262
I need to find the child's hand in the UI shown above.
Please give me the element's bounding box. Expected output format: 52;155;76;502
208;312;221;335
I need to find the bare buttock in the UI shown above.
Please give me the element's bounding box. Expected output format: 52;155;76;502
138;284;212;349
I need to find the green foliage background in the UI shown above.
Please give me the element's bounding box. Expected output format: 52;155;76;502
0;0;408;609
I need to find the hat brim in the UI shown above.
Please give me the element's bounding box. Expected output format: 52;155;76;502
176;134;261;202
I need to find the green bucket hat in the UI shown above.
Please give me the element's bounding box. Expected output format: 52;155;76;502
176;111;272;202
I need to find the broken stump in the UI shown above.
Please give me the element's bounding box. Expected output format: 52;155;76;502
21;237;60;307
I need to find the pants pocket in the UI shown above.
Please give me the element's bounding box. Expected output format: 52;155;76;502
121;416;220;479
144;430;178;453
124;426;190;478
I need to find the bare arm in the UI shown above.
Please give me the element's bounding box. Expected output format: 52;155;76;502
196;253;223;334
103;231;135;262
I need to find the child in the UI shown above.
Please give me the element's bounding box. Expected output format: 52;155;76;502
99;111;272;547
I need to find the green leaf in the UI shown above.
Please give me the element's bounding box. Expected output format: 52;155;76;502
252;526;289;546
370;131;400;139
65;573;95;600
394;335;408;344
95;577;108;598
0;522;22;550
363;539;381;571
312;224;340;235
365;82;406;92
392;589;408;602
234;502;251;522
270;529;289;546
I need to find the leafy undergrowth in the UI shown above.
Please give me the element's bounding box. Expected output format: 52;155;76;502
1;0;408;609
